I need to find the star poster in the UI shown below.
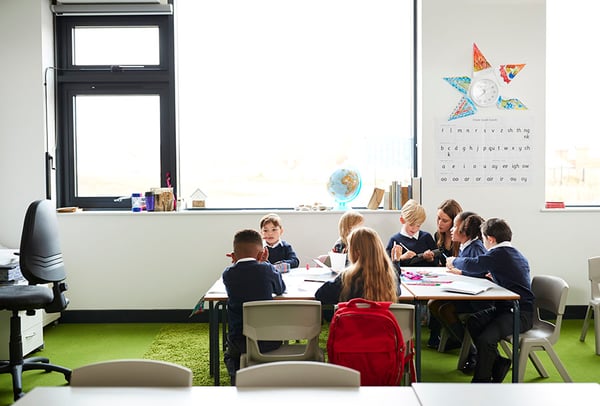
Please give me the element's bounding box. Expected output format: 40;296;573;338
444;43;527;121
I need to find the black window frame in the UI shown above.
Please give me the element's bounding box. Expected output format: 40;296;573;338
54;14;176;210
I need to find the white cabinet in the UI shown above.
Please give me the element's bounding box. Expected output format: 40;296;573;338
0;309;44;359
43;311;61;326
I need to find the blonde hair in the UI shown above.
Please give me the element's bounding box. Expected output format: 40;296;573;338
340;227;398;302
338;211;364;247
400;199;426;225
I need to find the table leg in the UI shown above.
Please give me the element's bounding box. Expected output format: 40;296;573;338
511;299;520;383
208;301;216;378
414;300;423;382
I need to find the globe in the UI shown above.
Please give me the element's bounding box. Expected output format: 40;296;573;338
327;168;362;210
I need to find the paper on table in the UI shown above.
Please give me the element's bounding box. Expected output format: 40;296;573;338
442;281;492;295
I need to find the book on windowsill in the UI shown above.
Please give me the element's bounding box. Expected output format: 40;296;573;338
443;281;492;295
367;187;385;210
545;201;565;209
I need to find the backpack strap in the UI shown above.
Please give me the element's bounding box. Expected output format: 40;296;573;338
341;298;393;311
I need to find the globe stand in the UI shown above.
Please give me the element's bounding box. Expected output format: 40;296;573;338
334;200;350;211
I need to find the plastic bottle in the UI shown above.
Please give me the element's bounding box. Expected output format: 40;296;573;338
131;193;143;212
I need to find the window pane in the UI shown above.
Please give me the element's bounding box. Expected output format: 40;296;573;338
73;26;160;66
74;95;160;196
176;0;414;208
546;0;600;205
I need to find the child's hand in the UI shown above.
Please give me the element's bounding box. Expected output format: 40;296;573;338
447;267;462;275
403;249;416;260
391;242;403;262
422;249;435;262
225;252;235;263
259;247;269;262
446;256;455;269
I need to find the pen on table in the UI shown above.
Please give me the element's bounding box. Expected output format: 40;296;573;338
405;282;440;286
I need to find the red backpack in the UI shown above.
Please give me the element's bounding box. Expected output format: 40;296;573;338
327;298;405;386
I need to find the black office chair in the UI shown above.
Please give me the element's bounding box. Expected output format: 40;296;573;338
0;199;71;400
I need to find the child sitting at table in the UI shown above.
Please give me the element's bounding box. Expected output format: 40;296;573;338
260;213;300;269
386;199;438;270
446;218;535;383
332;210;364;254
315;226;400;304
222;229;286;384
429;212;490;367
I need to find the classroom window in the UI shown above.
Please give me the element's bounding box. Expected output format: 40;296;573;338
546;0;600;206
54;1;415;210
72;26;160;66
177;0;415;209
72;94;161;196
55;15;176;210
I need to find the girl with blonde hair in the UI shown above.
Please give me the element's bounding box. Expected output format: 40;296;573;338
315;226;400;304
332;210;364;253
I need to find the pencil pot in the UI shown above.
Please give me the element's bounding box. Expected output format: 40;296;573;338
274;263;290;273
154;187;175;211
131;193;143;212
145;191;155;211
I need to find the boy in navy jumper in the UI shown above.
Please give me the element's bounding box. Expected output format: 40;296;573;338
222;229;286;383
260;213;300;269
447;218;535;383
386;199;438;269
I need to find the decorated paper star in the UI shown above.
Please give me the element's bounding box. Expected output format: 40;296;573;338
444;43;527;120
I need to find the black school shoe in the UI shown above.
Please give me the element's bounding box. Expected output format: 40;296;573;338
461;354;477;374
427;335;440;349
491;356;512;383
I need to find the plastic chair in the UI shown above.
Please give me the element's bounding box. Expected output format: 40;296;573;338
389;303;417;385
580;256;600;355
0;200;72;401
240;300;324;368
236;361;360;387
70;359;193;387
499;275;572;382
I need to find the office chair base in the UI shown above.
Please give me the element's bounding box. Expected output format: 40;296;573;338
0;358;72;401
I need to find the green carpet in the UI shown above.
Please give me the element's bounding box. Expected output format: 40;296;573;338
0;319;598;405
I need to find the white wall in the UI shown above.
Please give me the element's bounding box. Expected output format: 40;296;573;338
0;0;51;248
420;0;596;307
1;0;597;312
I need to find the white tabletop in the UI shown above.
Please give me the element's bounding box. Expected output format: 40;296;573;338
412;382;600;406
204;267;415;302
15;386;422;406
400;267;519;301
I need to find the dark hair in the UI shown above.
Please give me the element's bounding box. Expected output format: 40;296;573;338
436;199;463;255
481;218;512;243
233;229;263;250
457;211;485;240
260;213;282;229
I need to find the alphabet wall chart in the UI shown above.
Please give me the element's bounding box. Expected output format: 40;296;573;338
436;116;533;185
436;43;532;185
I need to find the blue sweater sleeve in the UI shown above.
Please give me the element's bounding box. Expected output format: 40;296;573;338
268;241;300;268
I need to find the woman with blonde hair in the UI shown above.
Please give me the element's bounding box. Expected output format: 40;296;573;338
315;226;400;304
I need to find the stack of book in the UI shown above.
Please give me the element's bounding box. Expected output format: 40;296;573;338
0;249;22;283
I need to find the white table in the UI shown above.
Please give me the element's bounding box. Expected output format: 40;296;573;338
14;386;422;406
203;267;414;385
400;268;521;382
412;382;600;406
